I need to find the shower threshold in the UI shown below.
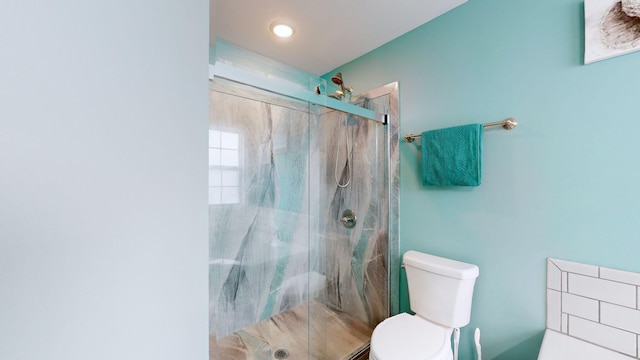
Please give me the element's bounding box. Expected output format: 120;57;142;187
210;300;373;360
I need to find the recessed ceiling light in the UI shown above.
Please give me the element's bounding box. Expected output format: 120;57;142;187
270;22;294;38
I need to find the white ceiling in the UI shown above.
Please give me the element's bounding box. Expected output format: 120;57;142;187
211;0;467;76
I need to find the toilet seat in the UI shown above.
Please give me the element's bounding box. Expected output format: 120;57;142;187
370;313;453;360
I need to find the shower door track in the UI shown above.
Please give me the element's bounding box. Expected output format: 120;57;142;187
209;63;383;123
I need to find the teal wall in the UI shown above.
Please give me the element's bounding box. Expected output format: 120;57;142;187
330;0;640;359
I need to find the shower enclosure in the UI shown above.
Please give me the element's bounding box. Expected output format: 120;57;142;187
209;55;399;360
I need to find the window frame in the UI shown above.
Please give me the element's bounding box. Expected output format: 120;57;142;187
209;127;243;206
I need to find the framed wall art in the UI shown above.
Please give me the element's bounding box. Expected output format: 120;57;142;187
584;0;640;64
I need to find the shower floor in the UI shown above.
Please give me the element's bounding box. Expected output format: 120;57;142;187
210;300;373;360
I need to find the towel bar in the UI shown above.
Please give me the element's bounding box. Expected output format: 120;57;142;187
403;117;517;143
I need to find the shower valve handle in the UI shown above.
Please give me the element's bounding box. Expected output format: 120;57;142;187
340;210;357;228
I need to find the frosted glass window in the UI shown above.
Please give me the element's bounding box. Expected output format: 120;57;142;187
210;169;222;187
209;187;222;204
221;187;240;204
209;149;221;166
220;149;238;166
221;170;239;187
209;130;221;148
220;132;239;149
209;128;242;205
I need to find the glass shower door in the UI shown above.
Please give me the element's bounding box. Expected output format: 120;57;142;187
208;77;393;360
309;106;388;359
209;78;316;359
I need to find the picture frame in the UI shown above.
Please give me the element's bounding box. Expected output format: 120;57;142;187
584;0;640;64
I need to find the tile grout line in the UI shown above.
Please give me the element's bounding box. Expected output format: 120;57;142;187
560;275;563;330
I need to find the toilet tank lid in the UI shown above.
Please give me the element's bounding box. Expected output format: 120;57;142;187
403;251;479;280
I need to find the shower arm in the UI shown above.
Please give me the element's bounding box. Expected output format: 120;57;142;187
339;83;353;94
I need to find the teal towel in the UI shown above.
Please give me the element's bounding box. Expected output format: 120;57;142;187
421;124;483;186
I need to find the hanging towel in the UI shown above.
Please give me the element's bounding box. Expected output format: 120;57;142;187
421;123;483;186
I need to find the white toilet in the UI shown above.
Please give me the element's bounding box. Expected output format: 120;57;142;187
370;250;479;360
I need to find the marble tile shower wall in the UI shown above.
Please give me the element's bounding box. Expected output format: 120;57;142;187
547;258;640;358
317;103;388;328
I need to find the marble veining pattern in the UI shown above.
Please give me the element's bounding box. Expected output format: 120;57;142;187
318;106;388;327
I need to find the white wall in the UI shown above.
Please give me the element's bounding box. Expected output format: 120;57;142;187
0;1;209;359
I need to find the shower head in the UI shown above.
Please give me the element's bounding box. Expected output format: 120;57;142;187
330;72;352;99
331;72;343;85
328;72;352;100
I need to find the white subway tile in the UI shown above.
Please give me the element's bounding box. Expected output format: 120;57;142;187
601;267;640;286
562;292;599;321
601;302;640;334
550;258;599;277
562;271;568;292
547;258;561;291
547;289;561;331
569;315;637;356
568;273;636;308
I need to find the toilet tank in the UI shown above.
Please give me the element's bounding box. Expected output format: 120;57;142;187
403;250;479;328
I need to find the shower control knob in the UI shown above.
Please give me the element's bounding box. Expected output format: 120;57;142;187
341;210;357;228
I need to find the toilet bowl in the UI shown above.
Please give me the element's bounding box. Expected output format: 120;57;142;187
369;251;479;360
369;313;452;360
